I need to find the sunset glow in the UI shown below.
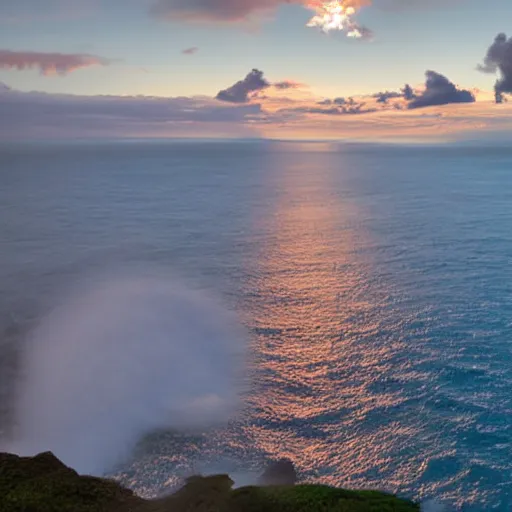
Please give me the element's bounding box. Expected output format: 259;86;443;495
305;0;369;37
0;1;511;141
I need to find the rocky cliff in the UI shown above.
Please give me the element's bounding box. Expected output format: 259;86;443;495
0;451;420;512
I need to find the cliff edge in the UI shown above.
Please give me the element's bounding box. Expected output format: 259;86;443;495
0;451;420;512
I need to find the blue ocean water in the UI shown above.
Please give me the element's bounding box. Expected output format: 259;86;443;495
1;140;511;510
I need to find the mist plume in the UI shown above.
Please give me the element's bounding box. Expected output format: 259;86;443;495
5;272;248;476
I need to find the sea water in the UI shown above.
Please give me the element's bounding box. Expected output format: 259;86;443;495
0;140;511;510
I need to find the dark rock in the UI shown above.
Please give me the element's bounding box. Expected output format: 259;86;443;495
257;458;298;486
0;451;142;512
152;474;235;512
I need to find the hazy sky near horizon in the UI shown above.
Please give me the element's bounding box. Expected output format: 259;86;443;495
1;0;512;142
0;0;510;97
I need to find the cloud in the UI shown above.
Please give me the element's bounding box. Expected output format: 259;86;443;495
293;71;474;115
0;50;110;75
316;97;358;106
149;0;294;23
1;81;511;143
263;102;512;143
216;69;270;103
402;84;415;101
148;0;461;26
371;84;416;104
408;71;475;109
273;80;304;90
478;33;512;104
182;47;199;55
0;86;263;140
227;68;476;117
373;90;403;103
282;98;376;116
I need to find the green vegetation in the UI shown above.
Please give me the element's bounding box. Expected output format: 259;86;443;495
0;452;420;512
0;451;142;512
230;484;420;512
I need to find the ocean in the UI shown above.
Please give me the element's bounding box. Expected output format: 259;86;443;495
1;140;511;511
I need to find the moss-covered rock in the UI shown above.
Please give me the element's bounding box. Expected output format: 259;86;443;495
0;452;420;512
0;451;143;512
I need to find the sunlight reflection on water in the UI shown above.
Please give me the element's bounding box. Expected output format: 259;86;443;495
243;146;420;488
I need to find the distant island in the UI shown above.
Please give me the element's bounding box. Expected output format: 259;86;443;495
1;451;420;511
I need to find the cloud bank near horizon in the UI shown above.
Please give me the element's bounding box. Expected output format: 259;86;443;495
0;50;110;75
0;73;509;143
0;85;263;139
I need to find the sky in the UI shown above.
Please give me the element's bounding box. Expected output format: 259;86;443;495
1;0;512;141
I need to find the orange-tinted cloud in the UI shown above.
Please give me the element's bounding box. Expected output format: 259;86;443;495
150;0;458;24
150;0;370;23
0;50;110;75
150;0;300;22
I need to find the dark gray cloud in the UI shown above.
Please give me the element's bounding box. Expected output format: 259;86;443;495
373;90;403;103
408;70;475;109
182;47;199;55
0;50;110;75
372;84;416;103
478;33;512;103
402;84;415;101
317;97;355;106
316;73;471;113
216;69;270;103
273;80;303;90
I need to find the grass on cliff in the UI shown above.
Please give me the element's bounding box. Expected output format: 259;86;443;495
231;484;420;512
145;474;420;512
1;452;420;512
